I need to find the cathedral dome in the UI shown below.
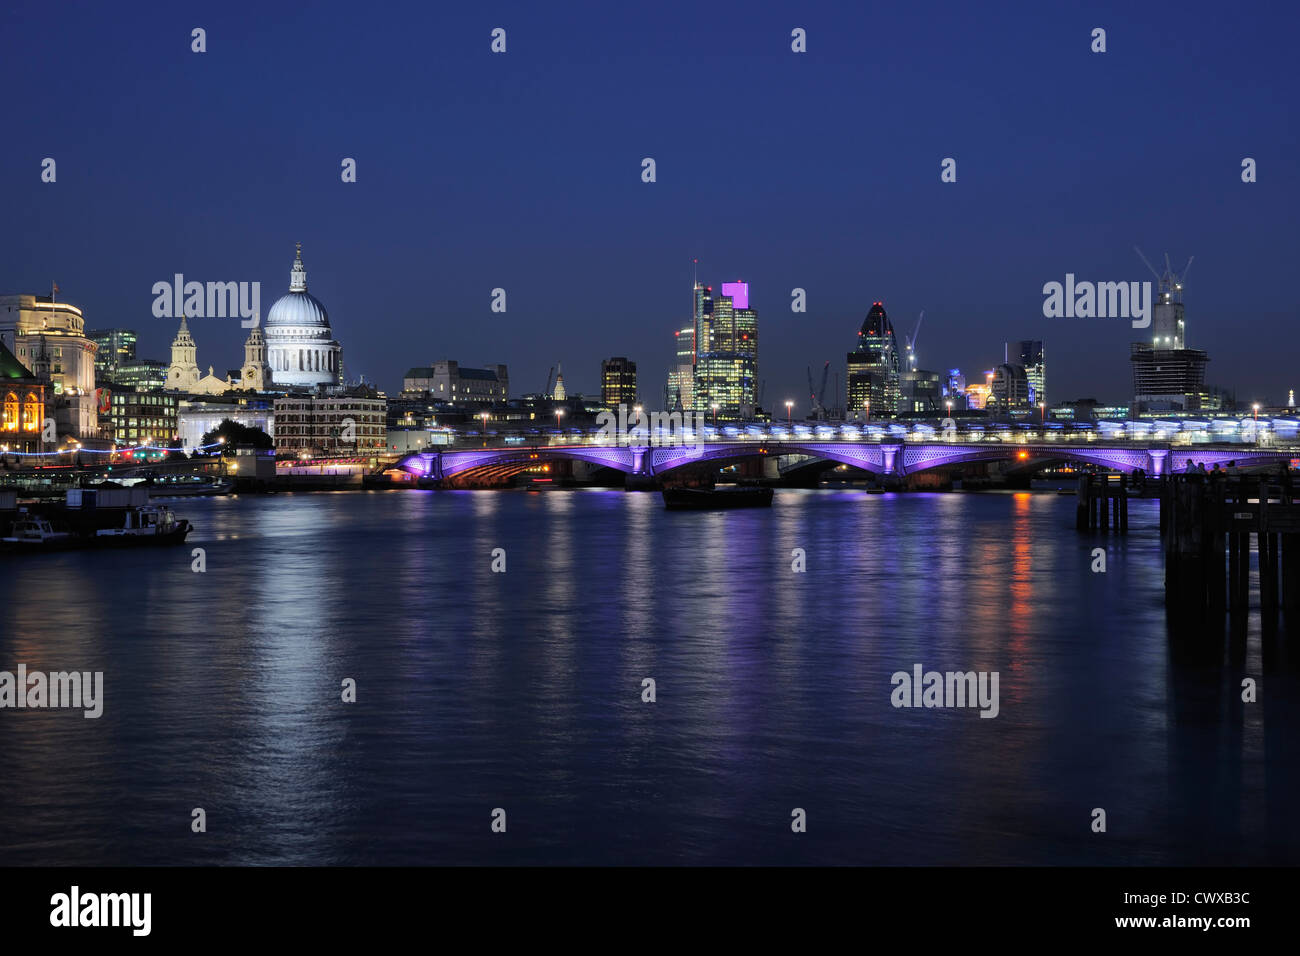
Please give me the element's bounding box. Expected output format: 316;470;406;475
266;245;331;329
266;291;330;329
263;244;343;389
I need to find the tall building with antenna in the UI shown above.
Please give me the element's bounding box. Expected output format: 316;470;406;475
690;277;758;419
1130;252;1209;415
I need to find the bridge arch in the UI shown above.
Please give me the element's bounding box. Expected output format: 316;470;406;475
399;441;1293;483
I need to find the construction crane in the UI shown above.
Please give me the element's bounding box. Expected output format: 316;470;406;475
1135;247;1194;302
904;311;924;372
805;361;831;419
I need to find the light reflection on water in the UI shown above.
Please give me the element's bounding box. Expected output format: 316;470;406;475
0;488;1296;865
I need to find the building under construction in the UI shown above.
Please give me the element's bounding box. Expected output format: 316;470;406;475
1129;252;1210;416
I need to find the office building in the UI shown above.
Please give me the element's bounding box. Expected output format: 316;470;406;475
600;357;637;409
1008;340;1045;405
109;390;178;446
989;364;1031;411
273;388;387;458
692;280;758;419
665;324;694;411
403;360;509;405
88;328;137;378
112;359;168;391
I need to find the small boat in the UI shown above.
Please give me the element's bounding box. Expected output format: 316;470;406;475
143;475;234;497
1;516;79;551
1;505;193;553
94;505;193;547
662;485;774;510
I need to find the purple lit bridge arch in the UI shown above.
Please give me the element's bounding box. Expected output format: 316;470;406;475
398;441;1295;483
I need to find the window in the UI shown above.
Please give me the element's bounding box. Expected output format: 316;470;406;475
2;393;17;431
22;394;40;432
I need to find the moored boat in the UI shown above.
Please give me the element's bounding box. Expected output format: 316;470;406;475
1;504;193;553
143;475;234;497
94;504;193;546
0;516;79;551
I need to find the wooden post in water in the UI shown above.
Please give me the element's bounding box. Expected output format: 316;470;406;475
1076;475;1089;531
1120;475;1129;533
1208;478;1225;614
1259;477;1277;611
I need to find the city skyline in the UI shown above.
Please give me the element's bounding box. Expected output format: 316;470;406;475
1;1;1294;411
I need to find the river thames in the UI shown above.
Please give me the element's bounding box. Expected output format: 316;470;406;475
1;488;1297;865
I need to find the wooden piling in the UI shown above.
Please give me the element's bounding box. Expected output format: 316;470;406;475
1162;472;1299;620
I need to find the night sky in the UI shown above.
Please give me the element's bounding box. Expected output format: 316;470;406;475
2;0;1295;412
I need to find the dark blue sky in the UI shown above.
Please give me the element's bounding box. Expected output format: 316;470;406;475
3;0;1296;412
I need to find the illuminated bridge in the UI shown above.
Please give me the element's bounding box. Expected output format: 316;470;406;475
397;429;1298;485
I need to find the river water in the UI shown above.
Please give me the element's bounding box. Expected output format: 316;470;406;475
1;487;1296;865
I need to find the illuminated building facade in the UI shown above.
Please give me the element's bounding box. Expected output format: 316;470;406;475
600;356;637;409
964;380;992;410
692;280;758;419
273;389;387;458
0;293;99;439
846;302;900;419
178;398;275;454
665;324;694;411
109;390;177;446
0;341;46;454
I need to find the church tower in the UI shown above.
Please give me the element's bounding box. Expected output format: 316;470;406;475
166;316;201;390
240;326;272;391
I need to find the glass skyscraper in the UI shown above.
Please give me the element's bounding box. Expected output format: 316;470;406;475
846;302;900;419
1008;340;1045;406
691;281;757;419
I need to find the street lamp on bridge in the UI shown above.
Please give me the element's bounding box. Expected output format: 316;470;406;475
785;400;793;425
711;403;719;426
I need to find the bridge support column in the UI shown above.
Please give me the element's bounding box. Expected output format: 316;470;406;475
878;443;904;489
1147;448;1170;478
624;446;659;491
